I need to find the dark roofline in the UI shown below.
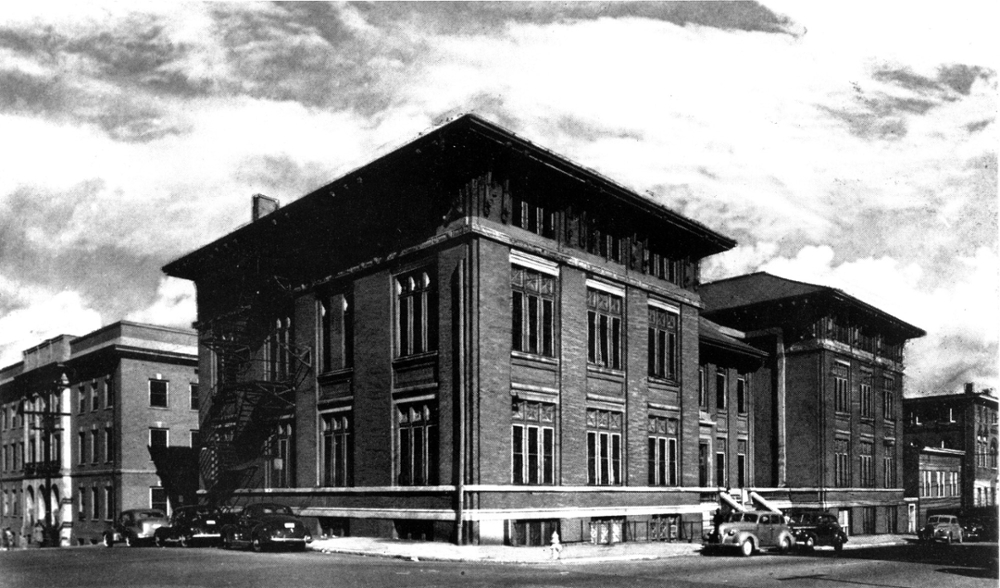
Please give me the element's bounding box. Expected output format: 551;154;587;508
702;272;926;339
164;113;736;279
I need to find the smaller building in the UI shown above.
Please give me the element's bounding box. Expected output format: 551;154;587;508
903;445;964;528
903;383;998;514
0;322;199;546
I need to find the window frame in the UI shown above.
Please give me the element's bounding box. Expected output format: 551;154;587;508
149;379;168;409
511;259;557;358
647;415;678;486
586;281;625;371
395;269;436;359
321;411;353;487
396;402;438;486
148;427;168;449
647;302;679;382
586;409;623;486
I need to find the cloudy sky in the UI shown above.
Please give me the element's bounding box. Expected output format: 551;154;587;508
0;2;995;394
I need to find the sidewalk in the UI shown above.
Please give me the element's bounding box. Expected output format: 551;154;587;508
307;534;915;563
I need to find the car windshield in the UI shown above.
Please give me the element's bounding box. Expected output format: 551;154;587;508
927;516;948;524
788;514;813;524
728;513;758;523
817;515;837;524
135;511;165;520
260;505;293;515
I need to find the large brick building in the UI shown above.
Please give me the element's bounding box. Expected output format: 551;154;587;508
699;272;925;535
163;114;770;545
903;383;998;524
0;322;198;546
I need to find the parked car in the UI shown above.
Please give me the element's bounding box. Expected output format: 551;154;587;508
103;509;169;547
153;505;223;548
919;515;963;544
961;518;986;542
786;510;847;552
220;503;312;552
704;511;795;556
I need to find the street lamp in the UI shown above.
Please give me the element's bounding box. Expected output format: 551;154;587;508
18;373;71;548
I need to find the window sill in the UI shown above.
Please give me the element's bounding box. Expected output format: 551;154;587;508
647;376;679;387
393;351;438;368
587;365;625;378
511;351;558;365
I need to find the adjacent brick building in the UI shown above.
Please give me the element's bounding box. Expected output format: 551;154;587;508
903;383;998;525
0;322;198;546
163;114;771;545
699;272;925;535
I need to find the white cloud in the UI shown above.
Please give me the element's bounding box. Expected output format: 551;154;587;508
0;281;103;367
126;277;196;328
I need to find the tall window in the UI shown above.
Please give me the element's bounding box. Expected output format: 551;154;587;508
883;390;895;421
105;486;114;520
91;383;99;412
397;402;437;486
586;409;622;485
699;441;709;487
267;316;292;380
511;265;555;357
834;438;850;487
91;486;100;520
860;374;873;418
587;286;623;370
78;386;86;414
90;430;99;463
268;422;294;488
883;444;896;488
716;370;727;410
149;380;168;408
647;305;678;381
737;439;748;488
104;377;114;409
512;400;555;485
834;377;850;413
699;366;707;409
715;438;727;487
737;375;748;414
321;291;354;372
78;486;86;520
396;270;435;357
321;412;352;487
105;426;113;463
77;432;85;464
859;441;874;487
647;416;678;486
189;384;199;410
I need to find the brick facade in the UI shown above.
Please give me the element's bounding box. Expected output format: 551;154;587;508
165;114;772;545
0;322;198;546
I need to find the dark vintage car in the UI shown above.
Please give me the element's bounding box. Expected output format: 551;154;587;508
153;505;223;547
220;503;312;552
103;509;169;547
704;511;796;556
919;515;964;543
786;510;847;552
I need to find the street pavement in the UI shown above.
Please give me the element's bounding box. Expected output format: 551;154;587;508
307;533;915;563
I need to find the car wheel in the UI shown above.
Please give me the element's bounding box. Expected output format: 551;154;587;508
125;533;136;548
221;531;232;550
102;534;114;548
957;532;963;544
154;534;165;548
251;535;264;553
740;538;754;557
834;538;843;553
180;535;191;548
946;533;953;545
778;536;791;554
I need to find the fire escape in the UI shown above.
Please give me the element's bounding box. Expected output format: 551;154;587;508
197;244;312;509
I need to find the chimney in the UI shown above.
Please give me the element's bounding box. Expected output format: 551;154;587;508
252;193;280;221
965;382;975;395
